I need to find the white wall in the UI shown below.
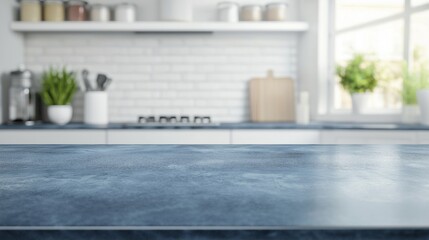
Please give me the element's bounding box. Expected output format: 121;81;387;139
25;33;298;122
0;0;318;123
298;0;329;118
0;1;24;123
22;0;302;123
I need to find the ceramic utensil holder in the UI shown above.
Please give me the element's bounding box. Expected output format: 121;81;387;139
84;91;108;125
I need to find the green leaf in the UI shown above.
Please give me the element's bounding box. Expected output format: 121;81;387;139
402;63;429;105
337;54;378;94
40;67;77;106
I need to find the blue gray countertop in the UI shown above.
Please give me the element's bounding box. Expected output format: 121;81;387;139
2;122;429;130
1;145;429;239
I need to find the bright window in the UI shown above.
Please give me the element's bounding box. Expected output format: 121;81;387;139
330;0;429;113
412;0;429;6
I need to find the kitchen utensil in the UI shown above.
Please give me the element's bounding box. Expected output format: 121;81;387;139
90;4;110;22
8;66;36;124
266;3;288;21
240;4;263;21
44;0;65;22
84;91;108;125
20;0;42;22
217;2;239;22
76;75;85;92
82;69;93;91
114;3;137;22
249;70;295;122
103;78;112;91
66;0;87;21
159;0;193;22
96;74;108;90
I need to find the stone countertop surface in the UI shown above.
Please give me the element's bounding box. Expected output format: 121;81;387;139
1;122;429;130
1;145;429;230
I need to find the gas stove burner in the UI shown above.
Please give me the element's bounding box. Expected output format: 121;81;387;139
137;115;213;125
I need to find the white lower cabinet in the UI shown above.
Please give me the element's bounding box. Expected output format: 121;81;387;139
416;132;429;144
0;130;107;144
107;130;231;144
0;129;427;145
231;130;320;144
320;130;417;144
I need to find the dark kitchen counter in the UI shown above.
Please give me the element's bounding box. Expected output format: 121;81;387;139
2;122;429;130
1;145;429;239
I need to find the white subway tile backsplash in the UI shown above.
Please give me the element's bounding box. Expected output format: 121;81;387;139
170;65;195;73
152;74;182;81
134;39;159;47
44;47;73;55
25;33;297;122
183;74;206;81
26;47;44;55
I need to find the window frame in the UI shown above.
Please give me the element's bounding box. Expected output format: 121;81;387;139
321;0;429;121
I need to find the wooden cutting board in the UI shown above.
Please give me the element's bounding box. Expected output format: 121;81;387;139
249;70;295;122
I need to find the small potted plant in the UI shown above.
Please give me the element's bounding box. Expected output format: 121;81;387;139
414;65;429;125
41;67;77;125
337;54;377;114
402;64;428;123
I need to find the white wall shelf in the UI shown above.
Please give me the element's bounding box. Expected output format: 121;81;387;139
10;21;309;33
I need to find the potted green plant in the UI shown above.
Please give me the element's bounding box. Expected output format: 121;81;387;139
336;54;377;114
41;67;77;125
413;66;429;125
402;64;429;123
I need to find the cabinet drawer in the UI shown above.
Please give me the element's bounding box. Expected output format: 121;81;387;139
0;130;107;144
321;130;416;144
107;130;230;144
231;130;320;144
416;132;429;144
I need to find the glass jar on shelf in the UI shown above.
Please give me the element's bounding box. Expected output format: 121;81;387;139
66;0;87;21
240;4;263;21
44;0;65;22
266;3;288;21
114;3;137;22
90;4;111;22
217;2;239;22
20;0;42;22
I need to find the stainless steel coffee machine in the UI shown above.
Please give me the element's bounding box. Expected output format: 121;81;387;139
8;67;36;125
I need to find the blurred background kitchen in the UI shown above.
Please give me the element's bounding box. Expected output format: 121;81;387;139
2;0;429;144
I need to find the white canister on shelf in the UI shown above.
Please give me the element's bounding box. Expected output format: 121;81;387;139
296;91;310;125
20;0;42;22
84;91;108;125
159;0;193;22
90;4;111;22
114;3;137;22
240;4;263;21
266;2;288;21
217;2;239;22
44;0;65;22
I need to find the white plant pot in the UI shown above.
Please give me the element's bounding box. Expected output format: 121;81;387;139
401;105;419;124
417;90;429;125
351;93;371;114
48;105;73;125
